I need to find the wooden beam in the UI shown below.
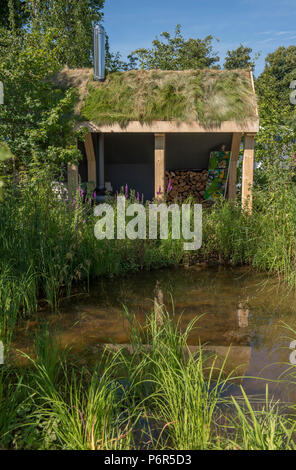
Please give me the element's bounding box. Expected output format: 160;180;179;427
242;133;255;213
84;133;97;186
154;134;166;199
67;164;79;200
80;120;259;135
228;133;242;202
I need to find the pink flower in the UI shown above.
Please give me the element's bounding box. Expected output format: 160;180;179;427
167;179;172;193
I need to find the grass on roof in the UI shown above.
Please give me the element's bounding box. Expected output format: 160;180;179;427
57;69;258;127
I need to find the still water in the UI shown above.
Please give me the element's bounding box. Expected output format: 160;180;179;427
14;266;296;402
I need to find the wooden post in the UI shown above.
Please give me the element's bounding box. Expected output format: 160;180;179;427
228;133;242;202
154;133;166;199
85;133;97;186
242;133;255;213
67;163;79;200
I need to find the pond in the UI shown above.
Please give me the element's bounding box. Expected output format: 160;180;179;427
13;266;296;403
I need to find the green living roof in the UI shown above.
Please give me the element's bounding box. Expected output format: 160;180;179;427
55;68;258;128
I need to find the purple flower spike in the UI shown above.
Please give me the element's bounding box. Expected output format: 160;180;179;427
73;197;76;207
80;189;84;198
136;192;140;201
93;192;97;199
125;184;129;199
157;186;162;196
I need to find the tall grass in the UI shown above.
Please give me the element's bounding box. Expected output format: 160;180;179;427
202;164;296;285
1;313;296;450
224;387;296;450
0;367;29;449
18;327;135;450
0;166;184;349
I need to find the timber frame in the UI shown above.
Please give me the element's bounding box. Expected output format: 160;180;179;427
70;67;258;210
62;67;259;210
69;123;257;210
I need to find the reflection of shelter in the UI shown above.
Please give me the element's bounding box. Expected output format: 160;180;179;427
154;280;164;326
237;302;250;329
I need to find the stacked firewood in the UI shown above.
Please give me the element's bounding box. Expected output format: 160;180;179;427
165;169;208;202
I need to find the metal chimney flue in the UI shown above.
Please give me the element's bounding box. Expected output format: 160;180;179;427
94;25;105;82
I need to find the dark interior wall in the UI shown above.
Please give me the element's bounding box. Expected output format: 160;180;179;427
166;133;233;170
78;132;234;198
78;140;88;183
104;134;155;200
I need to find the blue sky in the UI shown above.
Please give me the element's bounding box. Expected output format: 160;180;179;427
103;0;296;76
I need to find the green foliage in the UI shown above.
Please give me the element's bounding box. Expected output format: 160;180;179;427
256;46;296;119
224;44;259;71
0;28;80;170
0;166;184;347
0;367;30;449
26;0;105;68
129;25;220;71
226;387;295;450
0;0;28;30
1;314;295;450
253;46;296;182
202;200;250;265
0;143;12;201
80;69;257;127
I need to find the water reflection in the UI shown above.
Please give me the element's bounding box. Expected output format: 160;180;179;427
237;302;249;329
13;266;296;402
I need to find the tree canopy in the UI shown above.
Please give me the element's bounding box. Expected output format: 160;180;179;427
26;0;105;67
256;46;296;114
1;0;296;174
0;27;81;171
128;25;220;70
0;0;28;30
224;44;259;71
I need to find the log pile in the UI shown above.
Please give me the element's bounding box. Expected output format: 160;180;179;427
165;169;208;202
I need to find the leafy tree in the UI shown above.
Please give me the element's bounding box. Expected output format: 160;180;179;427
0;0;28;30
25;0;105;67
256;46;296;113
0;28;81;173
254;67;296;175
224;44;259;71
129;25;220;70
